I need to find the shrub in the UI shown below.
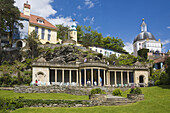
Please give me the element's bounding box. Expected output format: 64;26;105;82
155;80;161;86
90;88;106;95
112;88;122;96
130;87;142;94
0;97;24;112
134;87;142;94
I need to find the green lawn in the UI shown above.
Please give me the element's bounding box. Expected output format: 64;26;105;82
0;90;88;100
10;86;170;113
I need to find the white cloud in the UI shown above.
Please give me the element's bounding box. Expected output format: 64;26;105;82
167;26;170;29
124;42;133;54
106;34;111;37
90;17;94;24
77;5;82;9
83;17;94;24
85;0;94;8
14;0;57;18
83;17;90;22
60;8;63;11
73;13;76;16
162;39;170;45
95;26;101;30
48;16;77;27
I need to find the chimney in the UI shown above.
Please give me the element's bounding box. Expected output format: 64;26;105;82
23;1;31;16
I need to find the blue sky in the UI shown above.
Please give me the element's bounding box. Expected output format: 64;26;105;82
15;0;170;53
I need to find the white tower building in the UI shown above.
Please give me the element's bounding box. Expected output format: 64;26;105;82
69;19;77;43
23;1;30;16
133;19;162;56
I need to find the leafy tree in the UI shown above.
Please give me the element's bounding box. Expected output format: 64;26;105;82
91;30;103;46
56;24;69;40
81;33;93;47
106;54;118;64
118;54;137;65
101;36;125;51
0;0;23;47
77;25;84;42
26;30;40;59
165;57;170;84
137;49;149;60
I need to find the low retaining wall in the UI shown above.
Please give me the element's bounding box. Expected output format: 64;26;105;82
14;86;90;95
14;86;129;95
127;94;144;100
89;94;107;106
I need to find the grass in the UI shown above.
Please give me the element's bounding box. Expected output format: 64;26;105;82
10;85;170;113
0;90;88;100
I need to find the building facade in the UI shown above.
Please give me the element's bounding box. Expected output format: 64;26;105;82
133;19;162;56
14;2;61;44
32;59;149;87
89;46;128;57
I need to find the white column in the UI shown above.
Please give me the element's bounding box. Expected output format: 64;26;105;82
114;71;117;86
79;69;81;86
121;71;123;87
104;69;106;86
98;69;100;86
107;71;111;86
69;70;71;84
127;71;129;84
84;69;86;86
62;69;64;83
76;70;78;85
55;69;57;82
91;68;93;86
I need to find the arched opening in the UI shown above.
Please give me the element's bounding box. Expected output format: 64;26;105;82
16;41;23;48
36;72;45;82
139;75;144;83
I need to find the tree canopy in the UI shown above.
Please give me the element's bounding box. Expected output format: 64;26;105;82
76;25;125;52
0;0;22;47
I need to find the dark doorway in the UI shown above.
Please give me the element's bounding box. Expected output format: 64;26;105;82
139;75;144;83
50;70;55;83
16;41;22;48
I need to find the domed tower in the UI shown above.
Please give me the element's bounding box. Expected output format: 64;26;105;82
69;19;77;43
133;19;162;56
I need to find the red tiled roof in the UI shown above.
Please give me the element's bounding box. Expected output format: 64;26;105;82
154;57;166;64
24;3;31;9
20;13;58;31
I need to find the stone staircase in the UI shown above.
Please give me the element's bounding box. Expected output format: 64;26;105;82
102;95;136;106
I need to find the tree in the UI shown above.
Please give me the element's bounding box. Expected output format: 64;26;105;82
56;24;69;40
26;30;40;59
118;54;137;65
81;33;93;47
165;57;170;84
138;49;149;60
106;54;118;64
0;0;22;47
101;36;125;51
76;25;84;42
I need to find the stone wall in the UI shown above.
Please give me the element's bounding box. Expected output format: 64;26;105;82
89;94;107;106
127;94;144;101
14;86;90;95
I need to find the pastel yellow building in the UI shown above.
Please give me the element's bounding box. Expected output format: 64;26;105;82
20;2;62;44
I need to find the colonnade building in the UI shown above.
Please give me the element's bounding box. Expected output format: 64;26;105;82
32;58;149;87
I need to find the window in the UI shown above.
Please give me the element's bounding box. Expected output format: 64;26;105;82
48;29;51;41
37;19;44;24
110;52;112;55
41;28;45;39
95;49;97;52
139;43;141;45
100;50;102;53
35;26;38;34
